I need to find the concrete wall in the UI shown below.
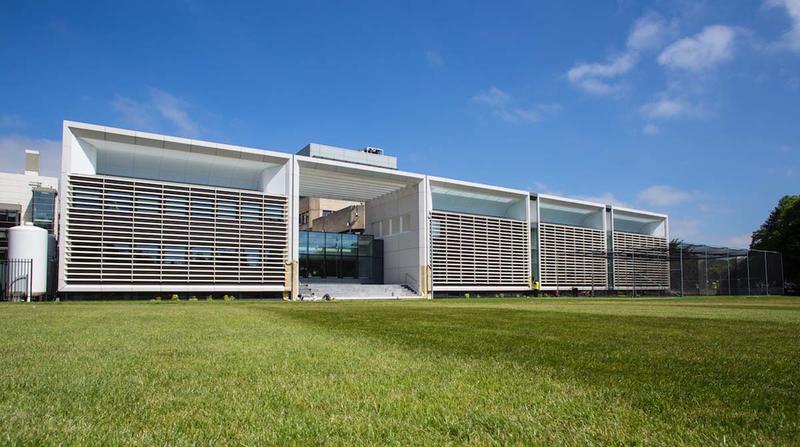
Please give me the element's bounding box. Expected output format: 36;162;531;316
310;204;365;233
365;182;424;293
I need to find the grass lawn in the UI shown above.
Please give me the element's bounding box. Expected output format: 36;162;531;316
2;296;799;446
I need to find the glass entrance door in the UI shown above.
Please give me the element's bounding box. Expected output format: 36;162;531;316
299;231;382;283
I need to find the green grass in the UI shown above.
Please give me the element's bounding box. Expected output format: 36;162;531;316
2;296;799;446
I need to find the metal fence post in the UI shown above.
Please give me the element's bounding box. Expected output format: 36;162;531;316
28;259;33;303
764;250;769;295
704;247;709;295
679;246;684;297
726;249;731;296
746;250;751;296
632;250;636;297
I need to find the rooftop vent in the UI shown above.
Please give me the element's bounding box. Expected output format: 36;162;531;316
362;146;384;155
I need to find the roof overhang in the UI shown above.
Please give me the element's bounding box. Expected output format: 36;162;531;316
296;155;424;202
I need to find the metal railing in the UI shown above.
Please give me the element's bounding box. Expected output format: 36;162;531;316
1;259;33;301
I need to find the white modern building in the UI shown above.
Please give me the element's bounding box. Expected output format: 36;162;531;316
57;121;669;299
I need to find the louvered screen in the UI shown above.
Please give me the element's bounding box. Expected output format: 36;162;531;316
539;223;608;288
613;231;669;289
65;174;288;287
430;210;529;288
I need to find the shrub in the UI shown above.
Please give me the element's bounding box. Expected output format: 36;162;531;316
154;296;162;301
189;296;198;302
171;294;179;301
206;295;214;301
464;293;470;299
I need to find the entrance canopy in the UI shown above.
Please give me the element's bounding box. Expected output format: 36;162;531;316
296;156;424;202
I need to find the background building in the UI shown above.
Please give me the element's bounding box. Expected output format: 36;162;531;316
298;197;363;232
0;150;58;259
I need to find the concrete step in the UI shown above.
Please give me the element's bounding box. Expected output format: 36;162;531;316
298;283;419;300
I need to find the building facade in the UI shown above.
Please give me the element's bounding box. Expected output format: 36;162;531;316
0;150;58;260
57;121;669;298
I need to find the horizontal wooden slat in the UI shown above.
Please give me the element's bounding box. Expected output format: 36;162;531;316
64;174;288;286
539;223;608;288
612;231;669;289
430;210;529;288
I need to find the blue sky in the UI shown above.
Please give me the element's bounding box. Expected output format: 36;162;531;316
1;0;799;247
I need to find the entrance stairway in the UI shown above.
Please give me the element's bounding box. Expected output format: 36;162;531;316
298;283;419;300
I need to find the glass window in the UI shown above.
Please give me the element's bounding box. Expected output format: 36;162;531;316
324;256;338;278
358;235;373;256
308;232;325;256
307;253;324;278
325;233;341;256
244;248;261;267
341;234;358;257
218;199;238;219
298;231;309;256
340;256;357;278
135;244;160;263
32;190;55;233
164;245;187;265
298;231;383;282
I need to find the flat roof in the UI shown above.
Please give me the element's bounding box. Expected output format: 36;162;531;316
61;121;669;220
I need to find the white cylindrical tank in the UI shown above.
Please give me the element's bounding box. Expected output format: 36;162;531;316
8;224;48;297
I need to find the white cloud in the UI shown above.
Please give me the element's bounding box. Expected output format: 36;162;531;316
112;96;156;130
720;233;752;249
637;185;693;207
657;25;737;71
573;192;628;207
425;50;444;67
640;97;688;118
471;87;560;124
531;181;561;196
567;14;669;95
567;53;636;95
640;94;704;119
531;182;627;207
669;218;701;240
568;53;637;82
642;123;660;135
472;86;510;108
112;88;199;136
149;88;198;135
0;115;26;129
0;134;61;177
765;0;800;51
627;13;671;51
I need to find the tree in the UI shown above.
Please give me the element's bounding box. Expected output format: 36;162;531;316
751;195;800;286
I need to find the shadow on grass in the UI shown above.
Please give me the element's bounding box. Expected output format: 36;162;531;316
270;303;800;441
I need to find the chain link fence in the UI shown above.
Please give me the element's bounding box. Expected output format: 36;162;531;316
669;243;784;296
